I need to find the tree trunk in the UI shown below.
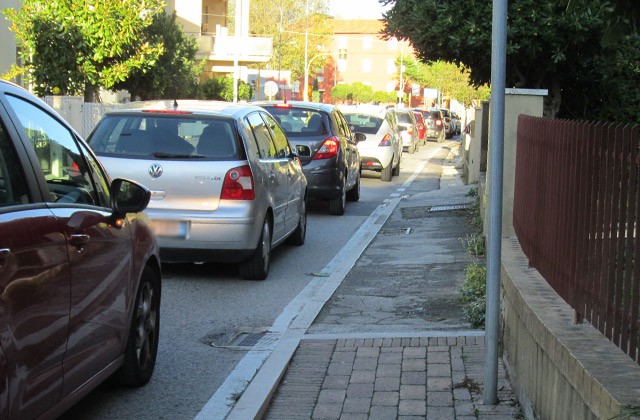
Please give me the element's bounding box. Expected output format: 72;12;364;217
542;78;562;118
84;84;99;103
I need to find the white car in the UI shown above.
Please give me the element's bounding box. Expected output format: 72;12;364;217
340;105;402;182
88;100;308;280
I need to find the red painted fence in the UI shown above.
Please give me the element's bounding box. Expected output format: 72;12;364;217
513;115;640;364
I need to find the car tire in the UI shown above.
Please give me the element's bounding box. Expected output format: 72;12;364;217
287;197;307;246
437;134;444;143
392;161;400;177
112;266;160;387
329;178;346;215
408;144;415;154
346;173;360;202
239;218;271;280
381;162;393;182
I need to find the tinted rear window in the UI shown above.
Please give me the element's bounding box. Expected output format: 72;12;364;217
425;111;441;119
262;107;329;138
343;113;383;135
396;113;413;124
88;115;243;160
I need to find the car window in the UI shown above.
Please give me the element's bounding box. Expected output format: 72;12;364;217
262;113;291;159
343;113;383;135
246;112;277;159
337;111;352;138
89;115;241;161
0;122;29;207
396;113;413;124
263;107;328;138
413;113;424;124
6;95;99;206
77;141;111;207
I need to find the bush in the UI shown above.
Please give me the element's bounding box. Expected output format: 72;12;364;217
200;76;254;101
459;261;486;328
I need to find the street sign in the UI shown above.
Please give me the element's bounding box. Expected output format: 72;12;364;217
264;81;278;98
424;88;438;98
411;84;420;96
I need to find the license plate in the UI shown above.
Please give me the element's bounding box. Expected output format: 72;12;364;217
150;220;187;238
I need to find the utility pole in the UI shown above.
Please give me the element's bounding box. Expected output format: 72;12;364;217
303;0;309;101
398;40;404;106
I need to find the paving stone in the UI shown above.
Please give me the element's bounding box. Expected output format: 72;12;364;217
403;347;427;358
328;362;353;376
349;370;376;384
402;371;426;385
376;363;401;378
375;376;400;391
427;377;452;391
402;358;426;372
454;400;476;416
317;389;346;404
427;351;451;364
372;391;399;406
427;391;453;407
339;413;368;420
323;375;350;390
332;351;356;363
379;352;403;364
346;383;374;398
313;403;342;420
356;347;380;358
427;363;451;377
426;406;455;420
342;397;371;414
400;384;426;400
353;357;377;371
399;399;426;416
398;416;426;420
369;406;398;420
453;387;472;401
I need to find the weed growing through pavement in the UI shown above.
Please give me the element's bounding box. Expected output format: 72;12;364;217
459;193;486;329
608;406;640;420
460;233;485;258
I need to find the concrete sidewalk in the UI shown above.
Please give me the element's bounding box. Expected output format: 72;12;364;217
261;142;520;420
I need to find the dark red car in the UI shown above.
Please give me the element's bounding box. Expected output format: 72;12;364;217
0;80;161;420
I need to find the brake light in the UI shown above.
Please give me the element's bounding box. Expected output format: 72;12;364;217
436;119;442;126
274;103;292;108
379;133;391;147
407;126;413;134
313;137;339;160
221;165;255;200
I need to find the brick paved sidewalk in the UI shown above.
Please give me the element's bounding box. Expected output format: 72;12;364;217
263;335;519;420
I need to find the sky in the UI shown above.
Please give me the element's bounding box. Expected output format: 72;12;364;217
329;0;392;20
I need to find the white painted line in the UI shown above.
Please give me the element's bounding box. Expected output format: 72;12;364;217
390;193;400;197
397;188;406;192
402;145;447;188
303;330;485;340
195;198;402;420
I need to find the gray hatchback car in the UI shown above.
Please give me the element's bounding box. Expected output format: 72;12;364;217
88;100;308;280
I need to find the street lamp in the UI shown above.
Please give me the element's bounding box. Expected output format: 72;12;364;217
304;52;335;102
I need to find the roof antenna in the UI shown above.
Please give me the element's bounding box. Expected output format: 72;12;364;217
284;95;287;105
173;98;179;109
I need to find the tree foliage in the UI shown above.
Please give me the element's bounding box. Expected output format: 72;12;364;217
4;0;165;100
113;12;203;100
382;0;640;122
331;83;351;103
565;0;640;45
200;76;254;102
350;82;373;104
235;0;332;81
400;58;489;109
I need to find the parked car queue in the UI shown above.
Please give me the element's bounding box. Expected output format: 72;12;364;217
0;79;435;420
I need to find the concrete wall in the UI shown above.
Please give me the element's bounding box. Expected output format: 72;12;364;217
500;237;640;420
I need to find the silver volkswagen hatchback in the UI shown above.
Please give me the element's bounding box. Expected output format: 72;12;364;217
88;100;308;280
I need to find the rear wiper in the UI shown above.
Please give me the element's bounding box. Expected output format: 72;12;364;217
153;152;206;159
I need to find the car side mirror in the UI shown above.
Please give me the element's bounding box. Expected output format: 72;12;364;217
111;178;151;217
354;132;366;142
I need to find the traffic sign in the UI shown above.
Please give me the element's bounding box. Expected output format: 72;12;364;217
264;81;278;98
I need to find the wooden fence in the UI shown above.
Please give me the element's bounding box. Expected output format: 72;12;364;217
513;115;640;364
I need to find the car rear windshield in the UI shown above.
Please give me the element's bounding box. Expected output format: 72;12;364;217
343;113;383;135
261;107;329;138
396;113;413;124
425;111;441;119
88;114;244;160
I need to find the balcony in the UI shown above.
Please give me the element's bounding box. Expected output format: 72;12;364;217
196;34;273;64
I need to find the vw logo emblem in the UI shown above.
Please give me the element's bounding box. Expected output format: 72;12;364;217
148;163;163;178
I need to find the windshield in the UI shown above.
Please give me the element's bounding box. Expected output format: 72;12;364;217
343;113;383;135
88;115;243;160
396;113;413;124
262;107;329;138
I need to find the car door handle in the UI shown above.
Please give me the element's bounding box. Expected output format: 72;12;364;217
0;248;10;259
70;234;90;246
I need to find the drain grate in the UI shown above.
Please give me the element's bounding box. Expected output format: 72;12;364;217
429;203;475;212
379;228;412;235
226;332;280;350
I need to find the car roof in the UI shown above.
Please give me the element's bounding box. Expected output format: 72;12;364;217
107;99;265;119
338;104;389;118
255;101;339;114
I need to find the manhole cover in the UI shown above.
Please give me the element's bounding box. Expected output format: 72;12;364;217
401;203;474;219
204;328;279;350
429;203;474;212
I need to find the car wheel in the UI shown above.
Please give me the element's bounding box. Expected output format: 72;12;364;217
329;177;346;215
287;197;307;246
392;161;400;177
381;161;393;182
113;266;160;387
437;134;444;143
408;144;415;154
346;173;360;202
239;218;271;280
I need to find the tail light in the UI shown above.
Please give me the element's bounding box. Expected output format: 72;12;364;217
313;137;339;160
221;165;255;200
407;126;414;134
444;117;451;123
436;119;442;127
379;134;392;147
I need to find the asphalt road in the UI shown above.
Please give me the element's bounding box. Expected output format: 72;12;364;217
58;140;447;420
